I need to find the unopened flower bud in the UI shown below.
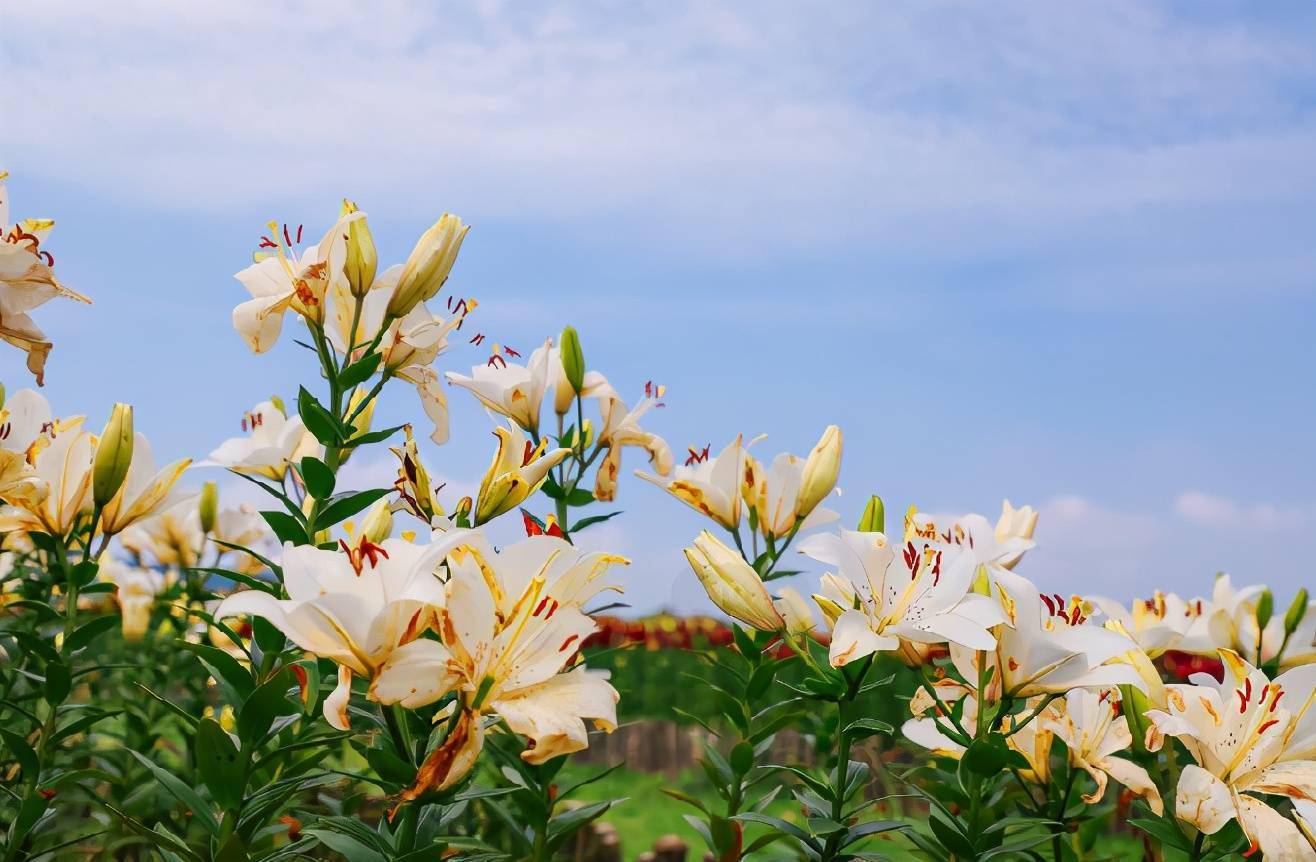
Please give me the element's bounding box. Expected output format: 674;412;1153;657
341;200;377;298
199;481;219;534
346;387;375;440
93;403;134;507
361;499;393;543
857;495;884;533
386;214;469;319
559;326;585;394
1256;589;1274;632
684;530;784;632
1284;588;1309;637
796;425;842;519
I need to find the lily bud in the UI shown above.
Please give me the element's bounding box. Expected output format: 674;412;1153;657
386;214;469;319
93;403;134;507
341;200;377;298
346;387;375;440
796;425;842;520
199;481;219;534
683;531;784;632
1284;588;1309;636
1256;589;1274;632
559;326;585;394
360;499;393;543
857;495;884;533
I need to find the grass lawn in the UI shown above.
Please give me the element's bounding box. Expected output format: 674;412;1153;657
556;763;1152;861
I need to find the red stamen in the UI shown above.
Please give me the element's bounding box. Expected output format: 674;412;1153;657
559;634;580;652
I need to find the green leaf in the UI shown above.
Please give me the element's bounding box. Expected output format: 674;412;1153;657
64;615;120;653
44;658;71;705
841;820;907;849
733;812;822;852
127;750;221;835
343;424;406;447
569;510;623;533
729;740;755;777
195;718;245;810
300;456;335;500
338;352;382;389
9;599;60;621
960;732;1027;777
237;669;297;745
69;560;99;587
317;488;392;528
546;799;619;842
844;717;894;740
178;641;256;699
1129;817;1191;851
563;487;595;507
261;509;309;545
298;386;343;445
0;727;40;785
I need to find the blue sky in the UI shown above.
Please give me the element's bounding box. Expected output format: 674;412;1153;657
4;1;1315;613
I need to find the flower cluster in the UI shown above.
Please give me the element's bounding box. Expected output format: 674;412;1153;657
0;170;1312;862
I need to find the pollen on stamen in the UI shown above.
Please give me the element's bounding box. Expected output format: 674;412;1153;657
559;634;580;652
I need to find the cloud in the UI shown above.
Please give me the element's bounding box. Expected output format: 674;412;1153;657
8;1;1316;261
1174;490;1316;531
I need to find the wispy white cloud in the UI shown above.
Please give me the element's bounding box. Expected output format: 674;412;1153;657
1174;490;1316;532
7;1;1316;263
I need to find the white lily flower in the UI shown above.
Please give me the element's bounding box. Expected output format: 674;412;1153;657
97;433;191;537
445;339;552;435
0;389;55;458
232;214;359;352
742;431;842;539
1046;688;1163;814
0;418;93;536
370;533;622;800
472;423;570;526
100;556;164;642
775;586;815;636
326;269;466;445
993;500;1038;570
0;171;92;384
952;568;1146;700
215;532;471;730
800;528;1006;668
638;435;744;530
591;379;672;503
1146;650;1316;860
1090;591;1217;658
207;401;316;480
907;509;1034;588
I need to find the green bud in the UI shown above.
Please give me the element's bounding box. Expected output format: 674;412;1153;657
1256;589;1274;632
560;326;585;394
199;481;219;534
93;403;134;507
341;200;377;298
857;495;885;533
1285;588;1309;636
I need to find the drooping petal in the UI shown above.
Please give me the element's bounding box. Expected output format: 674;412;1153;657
370;638;459;709
828;609;898;668
1174;765;1236;835
324;666;354;731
